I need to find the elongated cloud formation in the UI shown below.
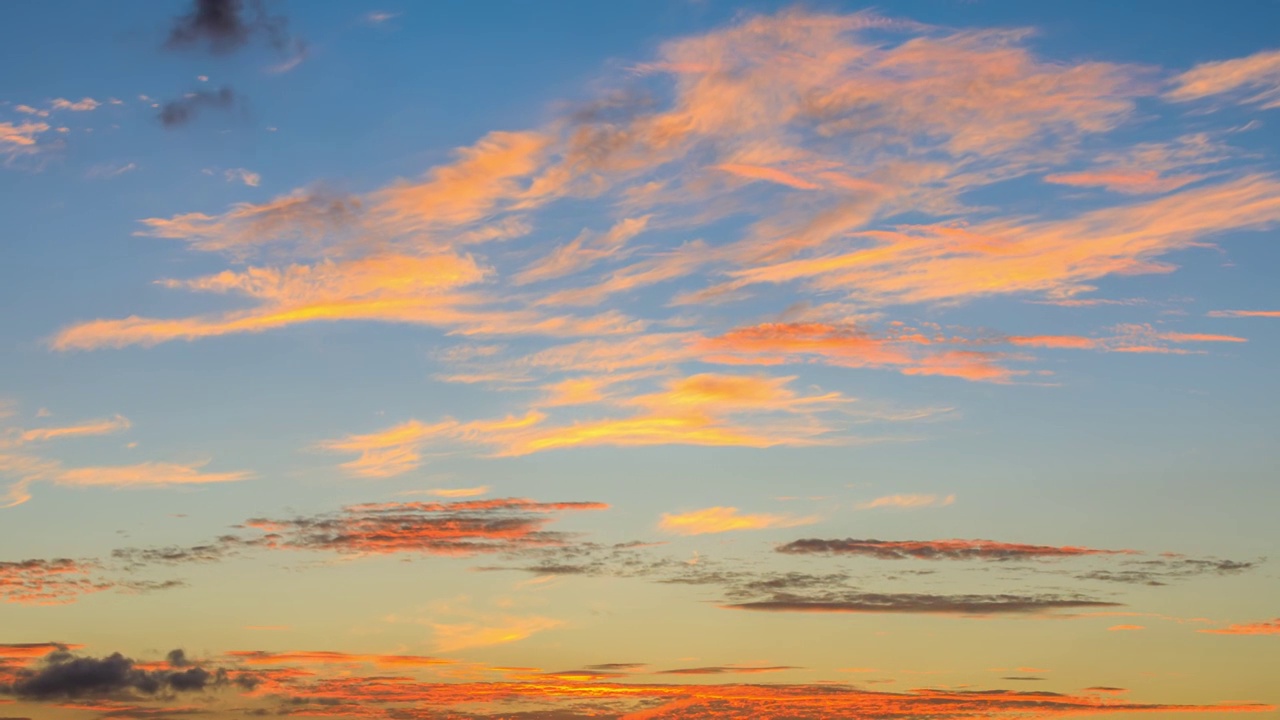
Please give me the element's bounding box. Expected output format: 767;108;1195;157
2;458;252;508
12;415;130;444
856;493;955;510
656;665;797;675
1207;310;1280;318
203;673;1279;719
0;649;240;700
776;538;1136;560
1199;619;1280;636
3;643;1272;719
432;615;564;653
226;650;450;668
724;592;1119;616
243;498;608;556
660;506;817;535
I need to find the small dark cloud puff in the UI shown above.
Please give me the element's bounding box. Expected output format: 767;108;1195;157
165;0;292;54
158;88;237;128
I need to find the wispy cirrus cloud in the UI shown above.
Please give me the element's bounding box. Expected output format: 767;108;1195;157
226;650;450;668
0;410;249;508
432;615;564;653
1207;309;1280;318
319;373;860;476
1199;619;1280;636
1167;49;1280;108
2;458;251;509
659;506;818;535
855;493;955;510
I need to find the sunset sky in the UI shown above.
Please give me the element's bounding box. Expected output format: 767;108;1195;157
2;1;1279;718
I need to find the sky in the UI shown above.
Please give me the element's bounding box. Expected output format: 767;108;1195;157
1;0;1279;718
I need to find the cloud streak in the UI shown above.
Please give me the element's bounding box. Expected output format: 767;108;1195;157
776;538;1137;561
660;506;818;535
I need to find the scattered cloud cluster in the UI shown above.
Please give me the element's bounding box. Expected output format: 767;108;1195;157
240;498;608;556
0;559;110;605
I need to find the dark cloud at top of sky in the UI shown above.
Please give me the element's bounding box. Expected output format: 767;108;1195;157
1;650;220;700
157;87;238;128
165;0;293;55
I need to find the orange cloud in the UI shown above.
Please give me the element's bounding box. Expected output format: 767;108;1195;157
423;486;490;498
717;163;821;190
0;559;110;605
1199;619;1280;636
50;97;100;112
1044;169;1202;195
0;121;50;152
1008;324;1246;354
224;674;1273;719
721;176;1280;306
317;413;544;478
1167;49;1280;108
856;493;955;510
14;415;130;444
1207;309;1280;318
2;455;250;509
227;650;451;668
243;498;608;556
320;373;858;473
52;461;251;489
1109;625;1146;631
514;215;652;285
701;322;1016;382
659;506;818;535
0;643;83;660
432;615;564;653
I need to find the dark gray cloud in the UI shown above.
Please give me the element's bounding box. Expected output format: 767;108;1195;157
776;538;1134;561
158;87;238;128
112;535;262;568
1075;557;1260;586
724;592;1120;615
1;650;220;700
165;0;292;54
